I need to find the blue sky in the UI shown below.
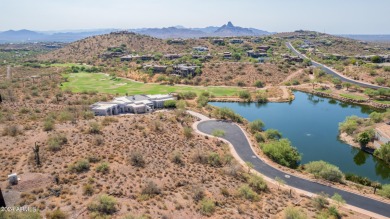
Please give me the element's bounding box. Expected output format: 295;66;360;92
1;0;389;34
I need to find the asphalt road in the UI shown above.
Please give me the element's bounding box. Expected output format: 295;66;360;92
286;42;387;90
197;120;390;218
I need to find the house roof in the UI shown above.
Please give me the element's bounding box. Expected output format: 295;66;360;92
376;123;390;140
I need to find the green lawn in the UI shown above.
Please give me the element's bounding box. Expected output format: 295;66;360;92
315;88;332;94
62;73;244;97
339;93;368;101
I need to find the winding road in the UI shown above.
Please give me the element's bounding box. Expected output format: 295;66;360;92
192;115;390;218
286;42;387;90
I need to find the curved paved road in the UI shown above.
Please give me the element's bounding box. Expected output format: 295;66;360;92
286;42;387;90
197;120;390;218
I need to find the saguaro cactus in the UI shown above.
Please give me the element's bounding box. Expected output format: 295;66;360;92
33;142;40;166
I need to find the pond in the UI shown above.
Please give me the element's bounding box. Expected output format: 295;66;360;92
210;91;390;184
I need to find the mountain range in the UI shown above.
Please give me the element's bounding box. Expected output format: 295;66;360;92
0;22;271;43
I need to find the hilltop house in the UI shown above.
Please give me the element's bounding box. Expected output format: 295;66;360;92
91;94;174;116
374;123;390;148
164;54;182;60
193;46;209;52
223;52;232;59
257;45;271;52
143;64;168;73
173;64;198;77
230;39;244;44
247;50;268;58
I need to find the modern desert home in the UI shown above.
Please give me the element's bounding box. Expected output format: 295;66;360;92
90;94;174;116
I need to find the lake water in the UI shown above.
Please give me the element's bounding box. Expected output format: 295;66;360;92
210;91;390;184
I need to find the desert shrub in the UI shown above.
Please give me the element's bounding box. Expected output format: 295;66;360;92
69;159;90;173
163;100;177;108
254;132;265;143
374;143;390;165
176;100;186;110
208;152;222;167
356;130;374;146
338;116;361;135
196;95;209;107
130;150;145;167
213;107;243;123
58;111;74;122
249;119;265;133
179;91;197;100
141;181;161;196
88;122;101;134
46;209;67;219
305;160;343;182
183;126;193;139
93;135;104;146
0;211;42;219
283;206;307;219
383;66;390;72
312;192;329;210
327;206;340;218
237;81;245;87
345;173;376;187
212;129;225;137
101;117;118;126
224;163;243;178
247;174;267;193
261;139;301;168
238;184;258;201
264;129;282;140
172;151;183;165
199;198;215;216
96;162;110;173
83;110;95;119
369;112;384;123
83;183;94;196
43;118;55;131
192;186;205;202
378;184;390;198
253;80;264;88
2;125;20;136
238;90;251;99
88;194;118;216
47;134;68;151
193;150;208;164
331;193;346;207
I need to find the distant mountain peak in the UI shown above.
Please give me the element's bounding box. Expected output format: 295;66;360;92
227;21;234;28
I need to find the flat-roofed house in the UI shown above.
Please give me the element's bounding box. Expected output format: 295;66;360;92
193;46;209;52
91;94;174;116
374;123;390;148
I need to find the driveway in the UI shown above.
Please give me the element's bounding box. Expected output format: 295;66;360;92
197;119;390;218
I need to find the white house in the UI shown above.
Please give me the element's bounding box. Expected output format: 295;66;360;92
91;94;174;116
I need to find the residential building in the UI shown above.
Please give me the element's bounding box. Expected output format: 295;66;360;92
164;54;182;60
223;52;232;59
247;50;268;58
230;39;244;44
257;45;271;52
90;94;174;116
143;64;167;73
120;55;133;62
193;46;209;52
173;64;198;77
212;39;225;44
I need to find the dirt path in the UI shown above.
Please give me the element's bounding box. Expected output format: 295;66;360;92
280;69;304;84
